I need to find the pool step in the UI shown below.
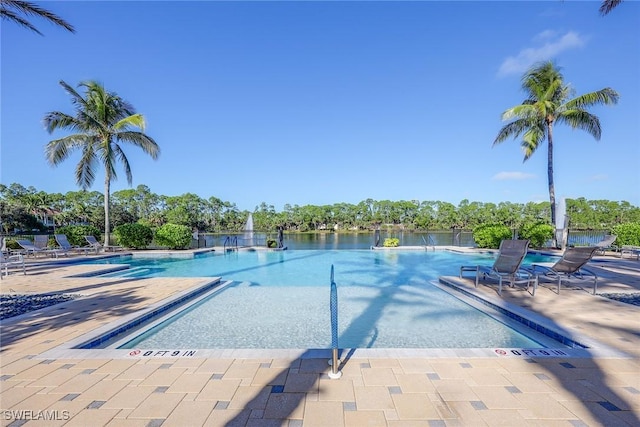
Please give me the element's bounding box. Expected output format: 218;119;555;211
98;267;150;278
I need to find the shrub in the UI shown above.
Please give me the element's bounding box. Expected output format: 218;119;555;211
611;222;640;246
154;223;192;250
113;223;153;249
5;240;21;250
383;238;399;247
519;222;554;248
472;224;512;249
55;225;101;246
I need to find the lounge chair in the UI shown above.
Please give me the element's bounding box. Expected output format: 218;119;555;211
84;235;122;252
34;234;51;250
460;239;535;296
594;234;617;255
16;239;64;258
620;245;640;261
54;234;93;255
1;251;26;279
527;246;599;295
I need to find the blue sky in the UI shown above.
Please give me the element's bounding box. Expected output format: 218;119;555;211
2;1;639;211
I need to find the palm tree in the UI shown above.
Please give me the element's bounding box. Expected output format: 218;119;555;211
1;0;75;35
600;0;623;16
44;80;160;246
494;61;618;240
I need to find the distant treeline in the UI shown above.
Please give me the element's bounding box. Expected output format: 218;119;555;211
1;183;638;234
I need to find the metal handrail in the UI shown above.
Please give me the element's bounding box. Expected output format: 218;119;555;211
223;236;238;252
328;264;341;379
421;234;436;250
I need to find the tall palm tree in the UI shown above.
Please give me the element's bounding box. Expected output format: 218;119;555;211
44;80;160;246
600;0;623;16
1;0;75;35
494;61;618;238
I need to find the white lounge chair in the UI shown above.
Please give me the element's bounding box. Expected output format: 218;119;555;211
594;234;617;255
527;246;599;294
461;239;535;296
1;251;26;279
15;239;64;258
54;234;92;255
84;235;122;252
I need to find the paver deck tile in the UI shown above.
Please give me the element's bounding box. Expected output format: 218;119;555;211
94;359;137;374
223;361;261;380
228;385;270;410
8;390;62;412
433;379;479;401
116;363;160;381
284;372;318;393
127;391;185;419
516;392;581;419
302;400;344;426
391;392;439;419
0;384;45;408
166;372;212;394
64;408;120;427
30;367;87;388
139;367;188;387
344;409;387;427
394;373;435;393
197;378;241;401
317;377;355;401
49;372;108;394
476;409;530;426
7;361;60;381
353;385;395;410
100;385;156;410
161;400;215;427
470;385;525;409
262;391;305;420
251;366;288;386
1;357;42;375
362;367;398;386
79;378;130;401
204;407;250;426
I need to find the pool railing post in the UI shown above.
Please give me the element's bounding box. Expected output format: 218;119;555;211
328;264;342;379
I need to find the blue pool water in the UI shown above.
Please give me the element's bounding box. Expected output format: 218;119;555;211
89;249;552;284
87;250;563;350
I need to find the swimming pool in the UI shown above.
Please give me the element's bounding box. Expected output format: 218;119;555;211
83;250;565;350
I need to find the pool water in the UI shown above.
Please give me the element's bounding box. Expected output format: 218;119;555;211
90;250;552;285
88;250;561;350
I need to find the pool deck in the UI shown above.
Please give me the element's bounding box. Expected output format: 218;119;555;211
1;250;639;426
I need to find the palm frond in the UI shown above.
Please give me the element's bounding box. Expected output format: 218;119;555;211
600;0;623;15
45;134;90;166
76;143;98;189
500;104;540;121
565;88;620;110
115;131;160;159
557;110;602;140
114;114;146;131
1;0;75;34
494;119;532;145
43;111;80;134
113;144;133;185
521;126;546;161
0;7;42;34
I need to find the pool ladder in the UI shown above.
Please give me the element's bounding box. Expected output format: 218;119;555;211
422;234;436;251
223;236;238;252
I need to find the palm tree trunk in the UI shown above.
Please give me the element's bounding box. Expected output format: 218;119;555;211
104;176;111;247
547;123;557;247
